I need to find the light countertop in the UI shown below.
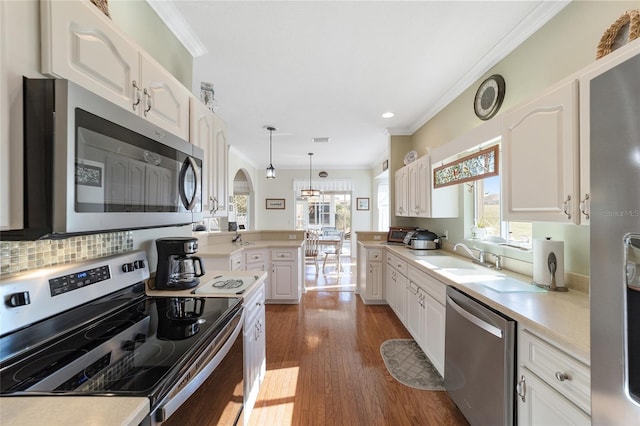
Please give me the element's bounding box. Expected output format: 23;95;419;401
1;273;268;426
363;241;590;362
146;270;267;299
0;397;149;426
196;240;304;257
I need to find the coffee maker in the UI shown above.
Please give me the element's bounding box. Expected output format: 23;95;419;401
155;237;205;290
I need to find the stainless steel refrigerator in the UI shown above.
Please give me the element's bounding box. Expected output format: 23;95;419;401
589;43;640;424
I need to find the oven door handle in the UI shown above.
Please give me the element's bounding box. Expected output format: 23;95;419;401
155;308;244;423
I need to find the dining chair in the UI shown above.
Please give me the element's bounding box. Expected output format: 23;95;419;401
305;231;320;273
322;232;343;274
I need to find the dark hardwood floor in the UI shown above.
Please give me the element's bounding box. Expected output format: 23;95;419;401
248;257;469;425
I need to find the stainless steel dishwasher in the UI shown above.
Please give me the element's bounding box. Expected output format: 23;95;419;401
444;286;515;425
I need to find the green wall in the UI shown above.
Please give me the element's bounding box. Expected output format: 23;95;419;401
109;1;193;88
396;1;639;276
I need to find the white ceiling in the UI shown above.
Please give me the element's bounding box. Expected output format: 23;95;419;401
159;1;569;170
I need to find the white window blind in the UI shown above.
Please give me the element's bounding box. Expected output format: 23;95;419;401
293;179;353;197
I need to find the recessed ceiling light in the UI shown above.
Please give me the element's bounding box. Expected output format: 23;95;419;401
382;112;395;118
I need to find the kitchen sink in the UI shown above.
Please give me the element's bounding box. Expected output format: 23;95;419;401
413;257;477;270
438;267;505;283
477;278;547;293
437;268;546;293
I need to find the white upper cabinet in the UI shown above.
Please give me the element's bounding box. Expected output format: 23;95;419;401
395;155;458;218
138;52;190;141
190;97;229;217
394;166;408;217
41;0;190;140
502;79;580;223
407;155;429;216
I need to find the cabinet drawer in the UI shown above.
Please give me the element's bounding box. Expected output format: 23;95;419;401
519;329;591;414
230;253;244;271
271;249;295;261
245;250;266;264
386;253;407;276
422;274;446;305
408;266;446;305
368;249;383;262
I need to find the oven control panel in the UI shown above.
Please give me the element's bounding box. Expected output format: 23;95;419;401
49;265;111;297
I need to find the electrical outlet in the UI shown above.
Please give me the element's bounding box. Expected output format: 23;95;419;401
288;234;296;240
443;229;449;240
373;235;381;240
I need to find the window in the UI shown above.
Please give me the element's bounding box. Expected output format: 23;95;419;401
473;147;532;249
295;193;351;235
233;195;249;229
377;181;389;231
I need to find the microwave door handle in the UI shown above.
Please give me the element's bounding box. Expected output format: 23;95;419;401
179;157;199;211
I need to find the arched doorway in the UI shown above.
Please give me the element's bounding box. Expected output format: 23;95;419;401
232;169;254;230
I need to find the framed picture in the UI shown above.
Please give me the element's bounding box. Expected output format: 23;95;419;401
382;159;389;171
266;198;286;209
356;197;370;211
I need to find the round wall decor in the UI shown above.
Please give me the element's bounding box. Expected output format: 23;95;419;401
596;9;640;59
473;74;506;121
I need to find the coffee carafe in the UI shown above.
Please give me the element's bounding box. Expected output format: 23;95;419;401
156;297;206;340
155;237;205;290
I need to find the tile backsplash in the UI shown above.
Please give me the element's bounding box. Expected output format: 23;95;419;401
0;232;134;277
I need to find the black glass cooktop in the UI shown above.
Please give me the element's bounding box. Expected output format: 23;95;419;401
0;285;241;405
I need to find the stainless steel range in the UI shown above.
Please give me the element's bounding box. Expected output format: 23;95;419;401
0;251;244;425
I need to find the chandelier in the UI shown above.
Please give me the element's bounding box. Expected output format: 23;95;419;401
301;153;320;198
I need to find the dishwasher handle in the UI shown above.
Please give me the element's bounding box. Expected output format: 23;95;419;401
446;295;503;338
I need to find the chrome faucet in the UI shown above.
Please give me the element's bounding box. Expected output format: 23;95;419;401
232;231;242;244
453;242;503;269
453;243;485;263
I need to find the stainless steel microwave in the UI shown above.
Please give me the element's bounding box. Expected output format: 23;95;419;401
3;78;203;240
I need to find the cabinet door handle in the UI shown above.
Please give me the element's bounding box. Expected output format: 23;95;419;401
143;88;152;116
516;375;526;402
579;193;590;219
555;371;570;382
562;195;572;219
132;80;141;111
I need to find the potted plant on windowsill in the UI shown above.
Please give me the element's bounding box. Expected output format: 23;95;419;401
471;219;489;240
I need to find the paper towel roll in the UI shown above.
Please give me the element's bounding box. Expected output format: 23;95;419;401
533;238;565;288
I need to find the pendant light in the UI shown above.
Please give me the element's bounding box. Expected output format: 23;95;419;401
264;125;277;179
301;153;320;198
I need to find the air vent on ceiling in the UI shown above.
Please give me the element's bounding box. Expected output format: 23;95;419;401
312;137;331;143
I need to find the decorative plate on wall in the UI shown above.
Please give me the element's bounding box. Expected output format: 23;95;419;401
403;150;417;165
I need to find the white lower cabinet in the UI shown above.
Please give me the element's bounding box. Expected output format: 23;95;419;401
357;244;384;304
385;252;407;321
245;249;269;294
407;265;446;376
423;292;445;375
516;369;590;426
230;252;244;271
516;327;591;425
243;281;266;424
406;282;425;349
268;248;302;303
